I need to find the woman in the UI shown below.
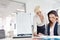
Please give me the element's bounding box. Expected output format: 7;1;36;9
33;6;45;36
46;10;60;36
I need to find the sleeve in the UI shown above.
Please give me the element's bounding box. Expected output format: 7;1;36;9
33;16;37;33
45;24;48;35
58;25;60;36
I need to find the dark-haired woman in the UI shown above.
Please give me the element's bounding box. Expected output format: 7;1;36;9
46;10;60;36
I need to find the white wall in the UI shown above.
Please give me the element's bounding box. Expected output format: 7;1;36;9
0;18;3;29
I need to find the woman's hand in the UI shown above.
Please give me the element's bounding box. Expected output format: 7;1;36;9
39;14;44;22
37;33;44;37
33;32;37;37
36;11;44;22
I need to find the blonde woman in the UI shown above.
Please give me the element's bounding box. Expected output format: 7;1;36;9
33;6;45;37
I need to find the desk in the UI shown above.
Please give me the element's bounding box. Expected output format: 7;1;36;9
1;37;60;40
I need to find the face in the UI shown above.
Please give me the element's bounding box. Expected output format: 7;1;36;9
49;14;57;23
36;11;41;16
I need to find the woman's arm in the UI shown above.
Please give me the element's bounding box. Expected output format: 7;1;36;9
58;25;60;36
33;16;37;36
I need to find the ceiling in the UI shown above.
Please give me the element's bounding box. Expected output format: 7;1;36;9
0;0;60;18
0;0;25;18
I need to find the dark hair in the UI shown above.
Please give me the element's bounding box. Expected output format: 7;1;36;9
48;10;58;17
47;10;58;23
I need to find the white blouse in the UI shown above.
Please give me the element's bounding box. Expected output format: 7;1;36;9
33;15;45;33
50;26;54;36
50;21;56;36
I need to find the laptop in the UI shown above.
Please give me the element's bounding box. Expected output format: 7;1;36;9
13;34;32;38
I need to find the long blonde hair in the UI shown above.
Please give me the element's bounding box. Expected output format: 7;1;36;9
34;6;41;13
